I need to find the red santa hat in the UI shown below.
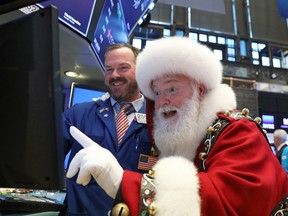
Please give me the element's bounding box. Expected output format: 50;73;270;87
136;36;223;100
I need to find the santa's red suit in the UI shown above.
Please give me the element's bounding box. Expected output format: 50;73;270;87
119;110;288;216
111;37;288;216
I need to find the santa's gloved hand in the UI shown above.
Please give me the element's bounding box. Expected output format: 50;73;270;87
66;126;123;198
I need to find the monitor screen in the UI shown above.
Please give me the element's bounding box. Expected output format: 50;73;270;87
91;0;129;71
121;0;155;36
278;115;288;130
37;0;98;37
0;6;65;190
69;82;106;108
261;114;275;132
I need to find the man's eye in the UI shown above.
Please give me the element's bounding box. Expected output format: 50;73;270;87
105;68;113;73
168;87;176;93
154;91;160;96
120;66;128;71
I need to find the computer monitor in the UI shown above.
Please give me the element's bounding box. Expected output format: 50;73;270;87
279;115;288;130
261;114;276;133
68;82;106;108
0;6;65;190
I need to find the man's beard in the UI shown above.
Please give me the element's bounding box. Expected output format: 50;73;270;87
153;90;203;160
108;78;139;101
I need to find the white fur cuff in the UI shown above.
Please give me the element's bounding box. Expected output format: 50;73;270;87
154;156;201;216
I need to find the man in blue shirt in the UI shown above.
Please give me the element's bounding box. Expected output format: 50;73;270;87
62;44;154;215
274;129;288;174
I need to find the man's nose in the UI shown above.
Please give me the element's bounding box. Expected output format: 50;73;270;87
155;94;169;109
110;69;121;78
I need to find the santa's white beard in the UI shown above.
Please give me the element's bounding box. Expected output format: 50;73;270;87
153;92;203;161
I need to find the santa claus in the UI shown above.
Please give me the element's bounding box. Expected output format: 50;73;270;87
66;37;288;216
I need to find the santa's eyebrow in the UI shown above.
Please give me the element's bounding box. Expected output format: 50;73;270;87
151;78;180;88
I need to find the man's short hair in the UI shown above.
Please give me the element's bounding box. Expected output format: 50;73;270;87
104;43;141;62
274;129;288;142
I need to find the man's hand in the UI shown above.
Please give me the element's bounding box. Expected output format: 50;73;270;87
66;126;123;198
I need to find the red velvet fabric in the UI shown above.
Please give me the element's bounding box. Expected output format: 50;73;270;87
122;170;142;216
121;116;288;215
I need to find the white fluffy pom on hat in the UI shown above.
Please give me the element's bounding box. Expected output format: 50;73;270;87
136;36;223;100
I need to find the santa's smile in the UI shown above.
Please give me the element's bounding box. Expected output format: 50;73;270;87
162;110;177;119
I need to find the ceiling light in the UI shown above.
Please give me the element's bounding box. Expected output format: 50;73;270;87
270;72;277;79
64;71;80;77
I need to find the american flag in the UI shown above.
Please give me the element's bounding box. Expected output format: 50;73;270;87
138;154;158;170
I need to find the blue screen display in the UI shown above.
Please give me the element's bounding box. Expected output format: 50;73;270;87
262;114;275;130
121;0;153;36
91;0;128;71
37;0;97;36
69;86;105;108
280;117;288;129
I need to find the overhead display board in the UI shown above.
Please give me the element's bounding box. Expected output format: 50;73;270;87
37;0;156;71
37;0;98;37
91;0;128;70
121;0;155;36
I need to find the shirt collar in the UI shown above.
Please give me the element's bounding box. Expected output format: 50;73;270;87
110;94;144;113
277;142;287;151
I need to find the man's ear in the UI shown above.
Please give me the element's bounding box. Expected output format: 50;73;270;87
198;83;206;97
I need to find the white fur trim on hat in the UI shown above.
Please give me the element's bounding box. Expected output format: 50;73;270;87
136;36;223;100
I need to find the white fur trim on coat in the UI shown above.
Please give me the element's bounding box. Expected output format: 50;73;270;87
195;83;237;139
136;36;223;100
154;156;200;216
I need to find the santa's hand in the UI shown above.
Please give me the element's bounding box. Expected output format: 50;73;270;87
66;126;123;198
